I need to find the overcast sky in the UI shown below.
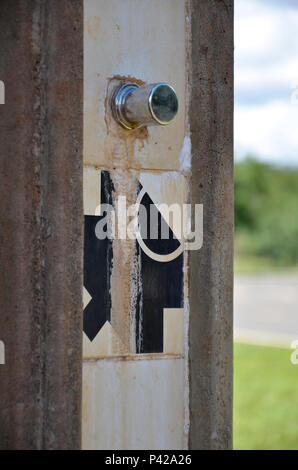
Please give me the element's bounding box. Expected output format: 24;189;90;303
235;0;298;164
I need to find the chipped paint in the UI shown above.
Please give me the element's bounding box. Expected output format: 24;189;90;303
179;136;192;175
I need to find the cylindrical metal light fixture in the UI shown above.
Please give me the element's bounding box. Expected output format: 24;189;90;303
111;82;178;130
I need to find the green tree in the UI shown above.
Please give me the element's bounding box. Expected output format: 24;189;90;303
235;157;298;266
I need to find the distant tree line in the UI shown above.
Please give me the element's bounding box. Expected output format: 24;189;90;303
235;157;298;265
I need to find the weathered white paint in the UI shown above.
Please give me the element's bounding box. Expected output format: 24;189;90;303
0;340;4;365
179;136;192;175
163;308;184;355
83;166;101;216
0;81;4;105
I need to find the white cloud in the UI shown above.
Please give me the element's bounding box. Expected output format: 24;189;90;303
235;0;298;164
235;100;298;164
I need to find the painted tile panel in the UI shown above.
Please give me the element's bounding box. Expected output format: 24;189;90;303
83;167;188;358
82;358;186;450
84;0;186;170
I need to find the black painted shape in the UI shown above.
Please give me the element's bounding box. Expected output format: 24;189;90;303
136;188;184;354
140;191;180;255
83;171;113;341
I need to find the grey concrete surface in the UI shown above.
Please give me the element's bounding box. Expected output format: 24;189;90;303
0;0;83;450
234;274;298;346
189;0;234;451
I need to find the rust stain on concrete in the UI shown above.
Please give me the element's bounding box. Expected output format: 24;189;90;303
109;169;139;354
103;75;149;170
86;15;100;40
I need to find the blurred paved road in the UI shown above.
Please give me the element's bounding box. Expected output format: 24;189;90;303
234;273;298;346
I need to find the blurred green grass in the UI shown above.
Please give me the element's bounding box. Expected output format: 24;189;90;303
234;254;298;274
234;342;298;449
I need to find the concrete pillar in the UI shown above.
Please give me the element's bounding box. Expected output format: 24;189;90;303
0;0;83;449
189;0;234;449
